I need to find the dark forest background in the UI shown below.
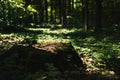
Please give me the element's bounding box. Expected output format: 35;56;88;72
0;0;120;35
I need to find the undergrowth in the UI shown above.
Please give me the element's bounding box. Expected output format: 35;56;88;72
0;28;120;80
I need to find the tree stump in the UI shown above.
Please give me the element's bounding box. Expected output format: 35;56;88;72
0;42;84;79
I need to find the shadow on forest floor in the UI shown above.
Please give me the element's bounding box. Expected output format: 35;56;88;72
0;42;120;80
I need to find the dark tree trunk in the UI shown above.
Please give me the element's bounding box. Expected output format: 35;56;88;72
84;0;88;32
71;0;74;10
40;8;44;23
81;0;88;32
63;0;67;26
68;0;71;12
37;0;44;23
50;0;53;22
7;1;12;26
60;0;64;25
45;0;48;22
95;0;102;34
58;0;62;24
81;0;85;26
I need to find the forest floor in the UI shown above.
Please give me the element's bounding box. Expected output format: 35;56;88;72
0;28;120;80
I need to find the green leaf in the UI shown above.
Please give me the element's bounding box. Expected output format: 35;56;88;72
27;5;38;13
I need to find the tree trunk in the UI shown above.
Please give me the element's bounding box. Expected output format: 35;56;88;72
68;0;71;12
58;0;62;24
40;8;44;23
95;0;102;34
45;0;48;22
50;0;53;22
63;0;67;26
84;0;88;32
81;0;88;32
71;0;74;10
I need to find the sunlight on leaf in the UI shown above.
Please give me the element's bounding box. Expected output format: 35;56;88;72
27;5;38;13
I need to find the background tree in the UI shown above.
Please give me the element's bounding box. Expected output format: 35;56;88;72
94;0;102;35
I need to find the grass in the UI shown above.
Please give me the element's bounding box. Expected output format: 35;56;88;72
0;27;120;79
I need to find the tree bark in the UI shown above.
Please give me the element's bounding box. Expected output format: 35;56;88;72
45;0;48;22
58;0;62;24
63;0;67;26
84;0;88;32
50;0;53;22
95;0;102;34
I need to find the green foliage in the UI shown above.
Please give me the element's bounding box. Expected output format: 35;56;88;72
27;5;38;13
0;0;26;29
